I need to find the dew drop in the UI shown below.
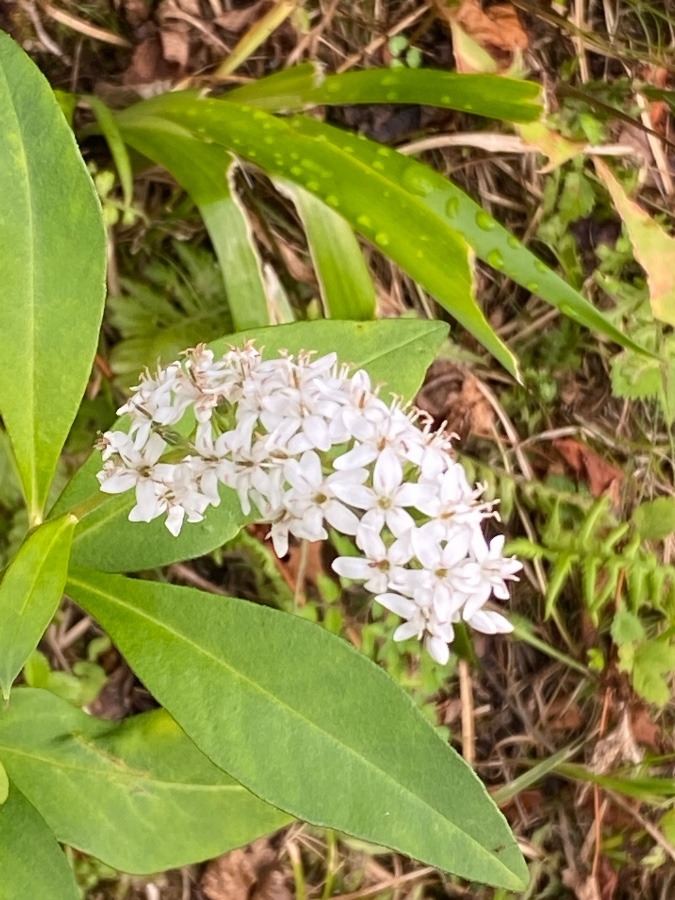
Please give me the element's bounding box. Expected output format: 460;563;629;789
373;161;385;171
290;151;299;160
325;81;340;93
464;102;474;111
487;249;504;269
381;74;398;86
559;303;576;318
445;196;459;218
264;136;274;145
356;214;372;229
375;232;390;247
440;95;451;104
291;166;302;176
326;195;339;207
416;249;424;259
306;180;320;191
526;281;539;293
377;146;391;157
534;259;547;273
507;235;519;249
386;91;398;101
252;110;267;120
402;165;434;196
475;211;496;231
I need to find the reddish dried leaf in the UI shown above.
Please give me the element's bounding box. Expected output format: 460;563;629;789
553;438;624;502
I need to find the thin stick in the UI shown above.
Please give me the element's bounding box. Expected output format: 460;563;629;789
459;659;475;766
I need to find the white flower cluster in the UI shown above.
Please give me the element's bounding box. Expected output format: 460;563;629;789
97;344;521;664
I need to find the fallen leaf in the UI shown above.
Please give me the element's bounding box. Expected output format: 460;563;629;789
202;839;284;900
431;0;528;73
594;158;675;327
416;361;494;439
553;438;624;503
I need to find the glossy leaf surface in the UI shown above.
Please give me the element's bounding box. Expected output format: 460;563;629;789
0;515;75;699
227;64;542;122
54;319;447;572
0;688;291;873
0;34;106;521
68;570;528;890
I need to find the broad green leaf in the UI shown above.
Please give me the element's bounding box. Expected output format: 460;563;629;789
67;570;528;890
0;34;106;522
117;117;269;331
287;116;648;357
0;782;79;900
0;688;291;874
595;158;675;327
53;319;448;572
0;515;75;699
275;179;377;320
227;65;542;123
633;497;675;541
116;96;519;377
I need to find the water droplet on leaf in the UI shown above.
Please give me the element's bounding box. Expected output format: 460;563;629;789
475;211;496;231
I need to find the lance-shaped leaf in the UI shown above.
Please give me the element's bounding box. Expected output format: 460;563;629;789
0;782;79;900
0;33;106;522
67;569;529;890
0;688;291;874
117;117;269;331
227;64;542;123
287;116;650;356
116;95;519;377
0;515;75;699
275;179;377;320
53;319;448;572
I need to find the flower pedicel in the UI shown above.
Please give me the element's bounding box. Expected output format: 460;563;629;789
96;344;522;664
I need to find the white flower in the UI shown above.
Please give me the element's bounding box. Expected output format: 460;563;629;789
410;530;480;619
117;363;187;443
332;527;413;594
97;432;172;498
376;592;454;665
95;342;521;664
333;448;429;538
284;451;366;536
461;534;522;620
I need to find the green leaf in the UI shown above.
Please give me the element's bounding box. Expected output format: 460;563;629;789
53;319;448;572
633;497;675;541
0;782;79;900
610;607;646;646
116;117;269;331
67;570;528;890
632;637;675;707
286;117;648;358
0;515;76;699
0;34;106;522
227;65;543;123
0;688;291;874
84;93;134;209
276;179;376;320
116;96;519;378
